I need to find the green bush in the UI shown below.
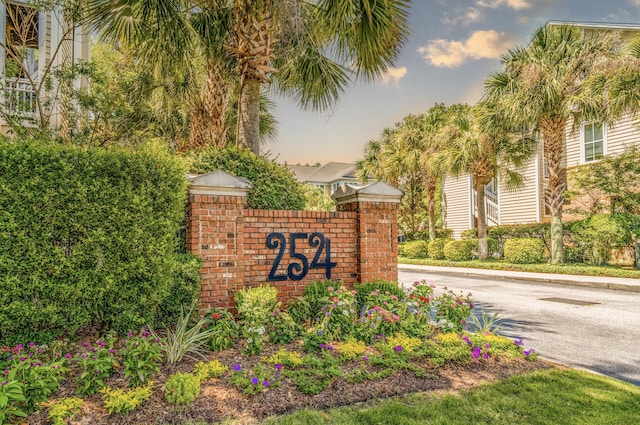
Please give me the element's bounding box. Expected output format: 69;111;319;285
443;240;476;261
403;228;453;241
0;140;188;345
428;238;449;260
164;372;201;405
190;146;306;210
402;240;429;258
355;280;406;310
571;214;640;265
503;238;545;264
157;253;201;326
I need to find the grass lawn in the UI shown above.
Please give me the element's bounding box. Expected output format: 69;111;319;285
260;368;640;425
399;257;640;279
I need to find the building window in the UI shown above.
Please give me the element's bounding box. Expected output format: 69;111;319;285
583;121;604;162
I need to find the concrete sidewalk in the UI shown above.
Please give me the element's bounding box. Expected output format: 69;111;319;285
398;264;640;292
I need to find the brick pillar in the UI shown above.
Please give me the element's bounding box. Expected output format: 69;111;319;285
334;182;403;283
186;171;252;309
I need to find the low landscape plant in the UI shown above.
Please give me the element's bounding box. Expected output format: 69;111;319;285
432;288;473;333
45;397;84;425
266;309;299;345
236;285;279;355
503;238;545;264
428;238;449;259
193;360;227;381
100;382;153;414
75;341;119;395
205;308;240;352
229;362;283;395
121;328;162;387
164;372;201;405
0;380;27;424
402;240;429;258
154;302;213;364
443;240;476;261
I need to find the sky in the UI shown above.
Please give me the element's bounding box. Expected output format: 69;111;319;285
266;0;640;165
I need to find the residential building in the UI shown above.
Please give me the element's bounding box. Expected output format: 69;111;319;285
443;21;640;238
0;1;90;133
288;162;364;196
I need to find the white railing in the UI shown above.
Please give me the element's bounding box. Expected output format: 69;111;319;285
2;77;37;117
473;188;500;226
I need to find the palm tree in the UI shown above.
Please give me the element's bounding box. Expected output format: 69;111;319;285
435;104;536;260
484;24;626;264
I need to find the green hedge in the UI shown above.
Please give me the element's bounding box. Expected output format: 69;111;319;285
190;146;306;210
0;140;189;344
404;229;454;241
428;238;449;260
402;240;429;259
503;238;545;264
443;240;476;261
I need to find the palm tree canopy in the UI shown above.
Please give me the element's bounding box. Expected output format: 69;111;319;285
484;24;625;133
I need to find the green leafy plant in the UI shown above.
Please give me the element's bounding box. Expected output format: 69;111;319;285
75;342;119;395
265;349;304;367
235;285;279;355
503;238;545;264
100;382;153;414
228;362;283;395
336;339;367;360
153;302;213;364
122;328;162;387
428;238;449;260
443;240;476;261
45;397;84;425
402;240;429;258
205;308;240;352
386;333;423;355
164;372;201;404
355;281;406;311
315;285;358;340
0;380;27;424
266;309;299;345
433;289;473;333
193;360;228;381
468;310;504;334
425;333;472;367
285;353;343;395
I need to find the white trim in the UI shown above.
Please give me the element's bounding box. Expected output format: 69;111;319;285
581;121;607;163
468;175;474;230
0;2;5;76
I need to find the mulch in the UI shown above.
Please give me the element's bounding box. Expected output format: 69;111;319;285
27;342;552;425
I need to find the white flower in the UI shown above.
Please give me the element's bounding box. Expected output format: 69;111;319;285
342;310;349;316
247;338;253;343
256;326;265;335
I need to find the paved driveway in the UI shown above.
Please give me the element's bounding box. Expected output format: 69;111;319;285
399;268;640;385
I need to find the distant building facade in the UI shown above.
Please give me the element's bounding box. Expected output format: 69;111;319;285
443;21;640;238
289;162;365;196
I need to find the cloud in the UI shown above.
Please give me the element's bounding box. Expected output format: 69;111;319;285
417;30;516;68
476;0;531;9
441;7;484;26
379;66;407;85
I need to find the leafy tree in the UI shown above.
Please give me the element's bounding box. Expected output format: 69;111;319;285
87;0;410;155
567;145;640;216
484;24;629;264
434;103;536;260
302;184;335;212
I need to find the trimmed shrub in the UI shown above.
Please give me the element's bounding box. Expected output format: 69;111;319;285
402;240;429;258
503;238;545;264
443;240;476;261
404;228;453;241
0;140;188;345
190;146;306;210
164;372;201;405
428;238;449;260
157;253;202;326
571;214;640;265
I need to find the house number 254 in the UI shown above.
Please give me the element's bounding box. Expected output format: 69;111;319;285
266;232;337;281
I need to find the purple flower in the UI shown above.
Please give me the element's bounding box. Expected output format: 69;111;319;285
251;377;259;385
1;382;5;386
52;365;57;369
55;353;61;358
83;342;88;347
394;345;403;353
483;352;489;360
275;364;283;371
514;338;524;347
94;369;100;375
65;353;71;359
19;357;26;362
97;340;105;347
523;349;535;357
233;364;242;372
263;380;270;387
484;343;490;349
462;336;472;347
274;372;280;379
362;356;369;362
472;347;481;359
28;342;35;347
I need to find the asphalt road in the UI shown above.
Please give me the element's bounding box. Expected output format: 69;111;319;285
399;268;640;386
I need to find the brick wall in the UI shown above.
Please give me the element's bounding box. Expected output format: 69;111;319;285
186;172;402;309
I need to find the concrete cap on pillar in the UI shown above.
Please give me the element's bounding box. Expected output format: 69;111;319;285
332;181;403;205
187;171;253;196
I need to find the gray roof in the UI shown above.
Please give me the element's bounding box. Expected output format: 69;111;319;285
546;21;640;31
289;162;359;184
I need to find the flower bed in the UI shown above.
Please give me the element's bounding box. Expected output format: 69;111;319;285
2;280;543;425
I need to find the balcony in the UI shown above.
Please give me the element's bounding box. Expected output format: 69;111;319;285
2;77;37;118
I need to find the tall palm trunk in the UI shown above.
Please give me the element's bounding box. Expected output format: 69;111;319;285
475;180;489;260
425;173;437;241
233;1;275;154
541;116;567;264
238;77;261;153
183;62;230;151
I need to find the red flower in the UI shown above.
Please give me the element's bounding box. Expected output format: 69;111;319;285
212;313;220;320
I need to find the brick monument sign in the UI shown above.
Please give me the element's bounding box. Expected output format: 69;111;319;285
185;171;403;309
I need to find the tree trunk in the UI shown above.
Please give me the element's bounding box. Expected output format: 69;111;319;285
426;174;437;241
238;77;261;154
541;116;566;264
183;62;229;151
476;181;488;260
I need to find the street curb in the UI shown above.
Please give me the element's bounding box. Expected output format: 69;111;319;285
398;265;640;293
